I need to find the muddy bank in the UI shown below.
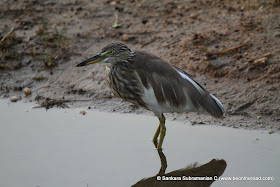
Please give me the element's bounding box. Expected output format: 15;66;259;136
0;0;280;132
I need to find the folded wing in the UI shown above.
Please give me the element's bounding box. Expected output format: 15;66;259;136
131;51;224;118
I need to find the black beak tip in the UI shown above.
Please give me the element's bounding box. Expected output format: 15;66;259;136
76;62;84;67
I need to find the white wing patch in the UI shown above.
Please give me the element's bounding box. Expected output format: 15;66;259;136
141;86;162;116
142;87;159;107
141;85;199;115
177;70;205;94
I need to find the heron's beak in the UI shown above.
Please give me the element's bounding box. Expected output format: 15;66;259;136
76;53;105;67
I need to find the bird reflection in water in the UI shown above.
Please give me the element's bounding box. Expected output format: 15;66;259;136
132;149;227;187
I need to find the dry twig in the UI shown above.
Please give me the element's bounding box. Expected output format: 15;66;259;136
206;43;253;58
0;27;15;45
112;12;121;28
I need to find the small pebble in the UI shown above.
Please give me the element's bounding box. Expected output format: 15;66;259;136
80;110;86;115
10;96;19;102
110;1;116;6
253;57;267;66
268;129;274;134
24;88;32;96
121;34;136;41
189;13;197;19
121;34;129;41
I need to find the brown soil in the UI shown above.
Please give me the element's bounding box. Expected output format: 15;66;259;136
1;0;280;133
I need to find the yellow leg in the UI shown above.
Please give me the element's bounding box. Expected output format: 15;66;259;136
157;114;166;151
153;124;160;148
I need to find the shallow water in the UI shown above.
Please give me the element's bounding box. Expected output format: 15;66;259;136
0;100;279;187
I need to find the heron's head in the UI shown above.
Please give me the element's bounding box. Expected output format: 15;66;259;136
76;43;133;67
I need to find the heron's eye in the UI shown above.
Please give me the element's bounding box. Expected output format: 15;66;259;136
108;50;114;55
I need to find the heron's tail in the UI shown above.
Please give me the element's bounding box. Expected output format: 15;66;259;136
198;93;224;118
208;94;224;118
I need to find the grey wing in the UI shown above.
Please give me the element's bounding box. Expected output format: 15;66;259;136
132;52;188;109
132;51;224;118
